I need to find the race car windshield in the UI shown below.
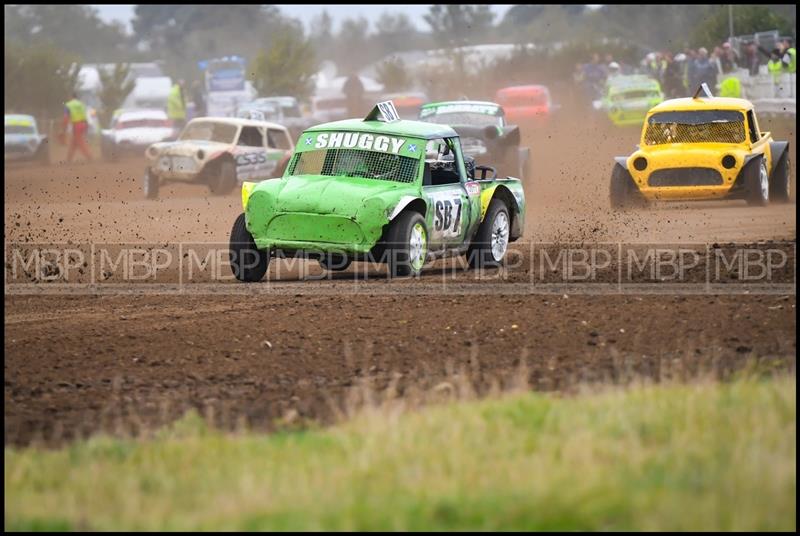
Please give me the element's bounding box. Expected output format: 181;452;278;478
288;148;419;184
5;125;35;135
423;112;502;128
179;122;238;143
644;110;746;144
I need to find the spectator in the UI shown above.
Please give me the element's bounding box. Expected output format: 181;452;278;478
342;73;364;117
718;42;737;74
742;41;761;76
662;52;686;98
692;48;717;92
767;48;784;83
722;42;739;71
582;53;606;99
191;81;206;118
779;38;796;73
684;48;697;90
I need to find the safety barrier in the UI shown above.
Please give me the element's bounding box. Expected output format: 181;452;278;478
718;69;796;116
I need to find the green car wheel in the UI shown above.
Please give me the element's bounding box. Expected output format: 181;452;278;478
229;213;269;282
386;211;428;278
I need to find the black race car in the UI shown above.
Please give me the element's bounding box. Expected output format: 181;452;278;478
418;100;531;183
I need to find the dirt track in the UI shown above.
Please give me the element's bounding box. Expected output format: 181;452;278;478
4;112;796;446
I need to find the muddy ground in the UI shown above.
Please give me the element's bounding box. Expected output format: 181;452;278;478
4;110;796;446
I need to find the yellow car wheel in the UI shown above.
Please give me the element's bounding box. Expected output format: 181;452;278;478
770;153;791;204
745;157;770;207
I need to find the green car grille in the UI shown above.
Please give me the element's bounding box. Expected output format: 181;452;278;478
266;214;366;245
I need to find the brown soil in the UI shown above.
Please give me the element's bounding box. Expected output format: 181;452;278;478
4;110;796;447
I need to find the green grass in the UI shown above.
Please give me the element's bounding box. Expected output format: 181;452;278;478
5;377;796;531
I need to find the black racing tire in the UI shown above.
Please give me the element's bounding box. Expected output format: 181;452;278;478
229;213;269;282
609;164;643;209
385;211;428;278
467;198;510;269
210;159;237;196
144;168;160;199
769;151;791;204
319;253;352;271
744;156;770;207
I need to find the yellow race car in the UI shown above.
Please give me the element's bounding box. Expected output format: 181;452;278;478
610;84;792;208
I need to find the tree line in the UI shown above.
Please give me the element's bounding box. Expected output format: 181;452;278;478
4;4;795;121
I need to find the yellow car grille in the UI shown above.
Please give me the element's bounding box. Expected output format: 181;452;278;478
647;168;724;187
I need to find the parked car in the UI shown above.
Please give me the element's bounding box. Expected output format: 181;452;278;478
236;96;316;139
101;109;177;161
4;114;49;164
143;117;293;199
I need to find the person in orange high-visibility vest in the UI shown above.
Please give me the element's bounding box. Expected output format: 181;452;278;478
62;92;92;162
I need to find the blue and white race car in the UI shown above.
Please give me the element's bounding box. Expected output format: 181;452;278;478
5;114;49;164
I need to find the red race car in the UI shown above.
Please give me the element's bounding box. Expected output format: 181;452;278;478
495;85;555;127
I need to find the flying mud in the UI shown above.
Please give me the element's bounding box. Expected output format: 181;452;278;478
4;111;796;446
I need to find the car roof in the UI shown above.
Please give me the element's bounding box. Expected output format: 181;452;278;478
188;116;288;130
116;109;168;121
649;96;753;113
305;118;457;140
496;85;549;93
421;100;501;109
256;96;297;104
5;114;36;124
608;75;660;90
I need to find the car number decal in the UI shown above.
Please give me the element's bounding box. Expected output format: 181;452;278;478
235;151;278;180
427;191;464;239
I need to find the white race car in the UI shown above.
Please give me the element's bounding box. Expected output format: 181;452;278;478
101;109;176;161
143;117;293;199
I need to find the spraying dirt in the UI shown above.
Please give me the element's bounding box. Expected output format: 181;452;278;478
4;111;796;446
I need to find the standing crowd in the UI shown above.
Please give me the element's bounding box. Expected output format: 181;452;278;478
575;37;796;102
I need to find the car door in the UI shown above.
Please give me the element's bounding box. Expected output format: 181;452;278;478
235;125;270;181
422;137;473;251
265;127;293;178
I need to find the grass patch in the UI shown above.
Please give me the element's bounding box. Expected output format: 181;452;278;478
5;377;796;531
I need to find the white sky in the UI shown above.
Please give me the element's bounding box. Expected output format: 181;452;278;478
92;4;517;33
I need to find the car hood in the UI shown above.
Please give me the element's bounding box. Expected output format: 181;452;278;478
148;139;231;158
271;174;406;218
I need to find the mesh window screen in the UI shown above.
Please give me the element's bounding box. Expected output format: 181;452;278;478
644;121;746;145
288;148;419;183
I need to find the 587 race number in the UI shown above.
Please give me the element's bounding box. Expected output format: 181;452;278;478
433;198;463;237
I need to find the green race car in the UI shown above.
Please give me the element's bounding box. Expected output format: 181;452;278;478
593;75;664;127
230;101;526;280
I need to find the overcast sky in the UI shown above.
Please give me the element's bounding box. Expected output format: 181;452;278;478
93;4;516;33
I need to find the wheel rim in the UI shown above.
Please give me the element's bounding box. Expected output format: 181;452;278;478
759;161;769;201
409;223;427;271
491;211;510;261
